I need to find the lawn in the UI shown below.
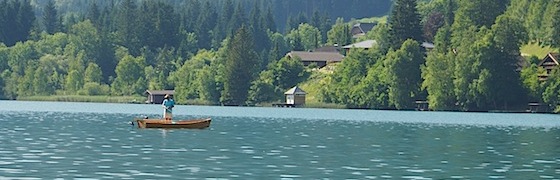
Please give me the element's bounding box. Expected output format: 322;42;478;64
520;42;558;58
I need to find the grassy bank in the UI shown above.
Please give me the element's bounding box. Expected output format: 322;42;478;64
298;64;347;109
18;95;145;103
520;42;557;58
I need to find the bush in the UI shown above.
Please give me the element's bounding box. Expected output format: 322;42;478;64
78;82;111;95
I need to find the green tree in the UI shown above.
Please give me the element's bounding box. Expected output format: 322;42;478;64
248;56;309;104
197;65;220;103
321;47;384;108
455;0;509;29
422;51;456;110
385;39;424;109
195;1;217;50
362;22;391;54
18;62;36;96
484;15;528;109
43;0;59;34
139;1;180;51
115;0;140;56
228;2;247;37
211;0;234;49
248;70;281;104
388;0;423;49
86;1;100;27
65;69;83;92
220;26;259;105
0;44;8;72
520;62;545;102
421;24;455;110
524;0;549;44
452;27;490;111
0;0;35;46
327;18;351;47
8;41;38;76
35;54;64;95
146;48;176;91
352;61;390;108
111;54;146;95
272;56;309;89
268;32;289;62
84;62;102;83
68;20;100;63
2;71;18;99
543;69;560;112
170;50;215;102
286;23;321;51
548;0;560;47
264;6;276;32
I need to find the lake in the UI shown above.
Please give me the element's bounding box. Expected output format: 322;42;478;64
0;101;559;179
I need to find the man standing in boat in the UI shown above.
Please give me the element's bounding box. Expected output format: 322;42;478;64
162;94;175;120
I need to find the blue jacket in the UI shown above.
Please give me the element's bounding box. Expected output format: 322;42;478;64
162;99;175;113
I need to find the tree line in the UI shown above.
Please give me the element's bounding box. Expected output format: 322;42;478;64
321;0;560;112
0;0;559;112
0;0;366;105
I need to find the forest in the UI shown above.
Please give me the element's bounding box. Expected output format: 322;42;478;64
0;0;559;112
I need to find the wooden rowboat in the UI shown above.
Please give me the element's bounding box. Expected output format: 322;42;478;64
134;118;211;129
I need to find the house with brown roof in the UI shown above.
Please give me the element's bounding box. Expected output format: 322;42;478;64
286;51;345;68
145;90;174;104
312;45;340;53
537;52;560;80
351;22;376;38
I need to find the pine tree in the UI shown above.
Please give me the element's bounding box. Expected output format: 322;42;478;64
388;0;423;49
228;2;247;37
115;0;140;55
43;0;59;34
0;0;6;43
86;1;100;27
550;0;560;47
327;18;351;47
264;7;276;32
211;0;234;49
221;26;259;106
196;2;217;50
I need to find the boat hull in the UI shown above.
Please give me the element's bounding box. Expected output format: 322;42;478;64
135;118;211;129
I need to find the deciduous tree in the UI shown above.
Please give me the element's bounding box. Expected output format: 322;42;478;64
385;39;424;109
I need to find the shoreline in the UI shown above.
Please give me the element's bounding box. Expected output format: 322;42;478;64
7;96;556;114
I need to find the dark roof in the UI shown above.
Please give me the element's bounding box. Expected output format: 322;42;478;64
351;22;376;38
538;53;560;66
313;46;339;53
287;51;345;62
284;86;306;95
145;90;174;95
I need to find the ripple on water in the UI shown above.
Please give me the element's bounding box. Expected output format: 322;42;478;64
280;174;301;179
1;108;560;179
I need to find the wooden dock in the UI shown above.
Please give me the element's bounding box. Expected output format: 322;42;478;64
272;103;297;108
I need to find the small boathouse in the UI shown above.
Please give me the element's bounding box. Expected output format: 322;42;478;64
274;86;306;107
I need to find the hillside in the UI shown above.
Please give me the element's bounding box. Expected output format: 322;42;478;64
28;0;392;33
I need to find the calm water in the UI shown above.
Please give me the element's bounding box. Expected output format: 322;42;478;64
0;101;559;179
